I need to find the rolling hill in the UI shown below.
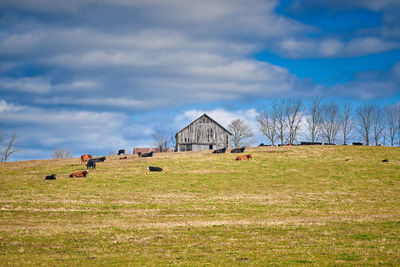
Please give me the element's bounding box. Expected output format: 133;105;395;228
1;145;399;266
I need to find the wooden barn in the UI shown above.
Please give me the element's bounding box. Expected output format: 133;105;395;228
175;114;232;152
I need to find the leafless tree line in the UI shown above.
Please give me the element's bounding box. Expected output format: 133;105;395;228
257;97;400;146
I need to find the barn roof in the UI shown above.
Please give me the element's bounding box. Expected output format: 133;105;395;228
176;113;232;136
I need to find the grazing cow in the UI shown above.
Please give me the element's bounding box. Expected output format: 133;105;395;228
147;166;163;172
119;156;127;160
231;147;245;153
45;174;56;180
137;152;142;157
118;149;125;155
212;147;226;154
92;156;106;162
86;159;96;169
69;170;89;178
236;154;252;160
80;154;93;164
141;151;154;157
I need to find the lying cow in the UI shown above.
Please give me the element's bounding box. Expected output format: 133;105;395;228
92;156;106;162
212;147;226;154
119;156;127;160
231;147;245;153
141;151;154;157
45;174;56;180
69;170;89;178
236;154;252;160
147;166;163;172
80;154;93;164
86;159;96;169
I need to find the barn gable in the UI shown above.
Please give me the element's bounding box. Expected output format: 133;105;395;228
175;114;232;152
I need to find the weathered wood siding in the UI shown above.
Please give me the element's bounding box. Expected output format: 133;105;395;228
176;115;231;152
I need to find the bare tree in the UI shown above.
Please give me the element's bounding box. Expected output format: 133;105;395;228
285;99;303;144
52;148;72;159
320;103;340;144
271;98;287;145
385;105;398;146
152;130;169;152
339;102;354;145
371;105;385;146
169;132;177;151
357;104;374;145
397;105;400;146
306;97;322;142
1;133;19;162
228;119;254;148
256;108;278;145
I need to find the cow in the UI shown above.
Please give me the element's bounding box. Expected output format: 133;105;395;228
141;151;154;157
353;142;363;146
137;152;142;157
118;149;125;155
45;174;56;180
92;156;106;162
236;154;252;160
382;159;389;162
231;147;245;153
86;159;96;169
80;154;93;164
119;156;127;160
212;147;226;154
147;166;163;172
69;170;89;178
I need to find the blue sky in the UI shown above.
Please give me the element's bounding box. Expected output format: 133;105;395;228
0;0;399;161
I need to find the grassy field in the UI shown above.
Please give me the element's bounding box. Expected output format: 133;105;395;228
0;145;399;266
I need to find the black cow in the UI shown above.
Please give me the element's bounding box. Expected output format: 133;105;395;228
86;159;96;169
382;159;389;162
147;166;163;172
118;149;125;155
141;151;154;157
231;147;245;153
212;147;226;154
45;174;56;180
92;156;106;162
353;142;363;146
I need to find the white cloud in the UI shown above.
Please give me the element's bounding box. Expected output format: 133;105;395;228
0;77;51;94
278;37;400;58
0;100;23;112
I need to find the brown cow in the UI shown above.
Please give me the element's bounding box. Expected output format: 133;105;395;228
119;156;127;160
80;154;93;164
236;154;252;160
69;170;89;178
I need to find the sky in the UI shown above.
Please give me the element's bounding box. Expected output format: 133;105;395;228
0;0;400;161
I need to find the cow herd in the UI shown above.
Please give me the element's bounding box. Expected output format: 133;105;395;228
45;147;253;180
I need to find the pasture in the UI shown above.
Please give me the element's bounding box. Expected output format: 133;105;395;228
0;145;399;266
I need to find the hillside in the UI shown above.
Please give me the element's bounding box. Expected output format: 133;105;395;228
0;145;399;266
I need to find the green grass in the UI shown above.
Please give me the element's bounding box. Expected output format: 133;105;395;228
0;145;399;266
